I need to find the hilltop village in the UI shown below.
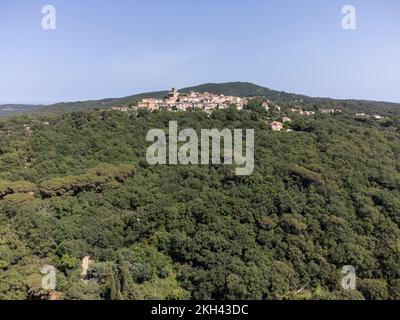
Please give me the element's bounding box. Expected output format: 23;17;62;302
112;88;248;114
110;87;386;132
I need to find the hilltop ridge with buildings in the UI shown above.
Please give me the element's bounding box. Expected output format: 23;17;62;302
112;87;248;114
2;82;396;117
109;86;386;132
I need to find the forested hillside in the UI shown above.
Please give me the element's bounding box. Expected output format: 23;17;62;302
0;104;399;300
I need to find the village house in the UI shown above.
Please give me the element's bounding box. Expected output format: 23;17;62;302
319;109;342;115
262;102;270;111
290;108;302;114
165;87;180;105
355;113;383;120
282;116;292;123
112;106;129;112
269;121;284;131
137;98;163;111
319;109;335;114
289;108;315;116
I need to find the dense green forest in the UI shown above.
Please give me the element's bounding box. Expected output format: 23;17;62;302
0;98;399;300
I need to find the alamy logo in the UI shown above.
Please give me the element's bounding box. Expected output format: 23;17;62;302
341;265;356;290
146;121;254;176
41;265;57;290
41;5;56;30
341;5;357;30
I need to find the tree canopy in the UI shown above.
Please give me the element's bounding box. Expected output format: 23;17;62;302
0;103;399;300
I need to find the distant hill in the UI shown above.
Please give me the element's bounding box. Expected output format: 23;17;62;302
31;90;169;114
182;82;400;115
181;82;309;101
2;82;400;116
0;104;43;117
181;82;276;97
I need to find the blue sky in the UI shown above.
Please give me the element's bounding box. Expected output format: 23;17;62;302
1;0;399;104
